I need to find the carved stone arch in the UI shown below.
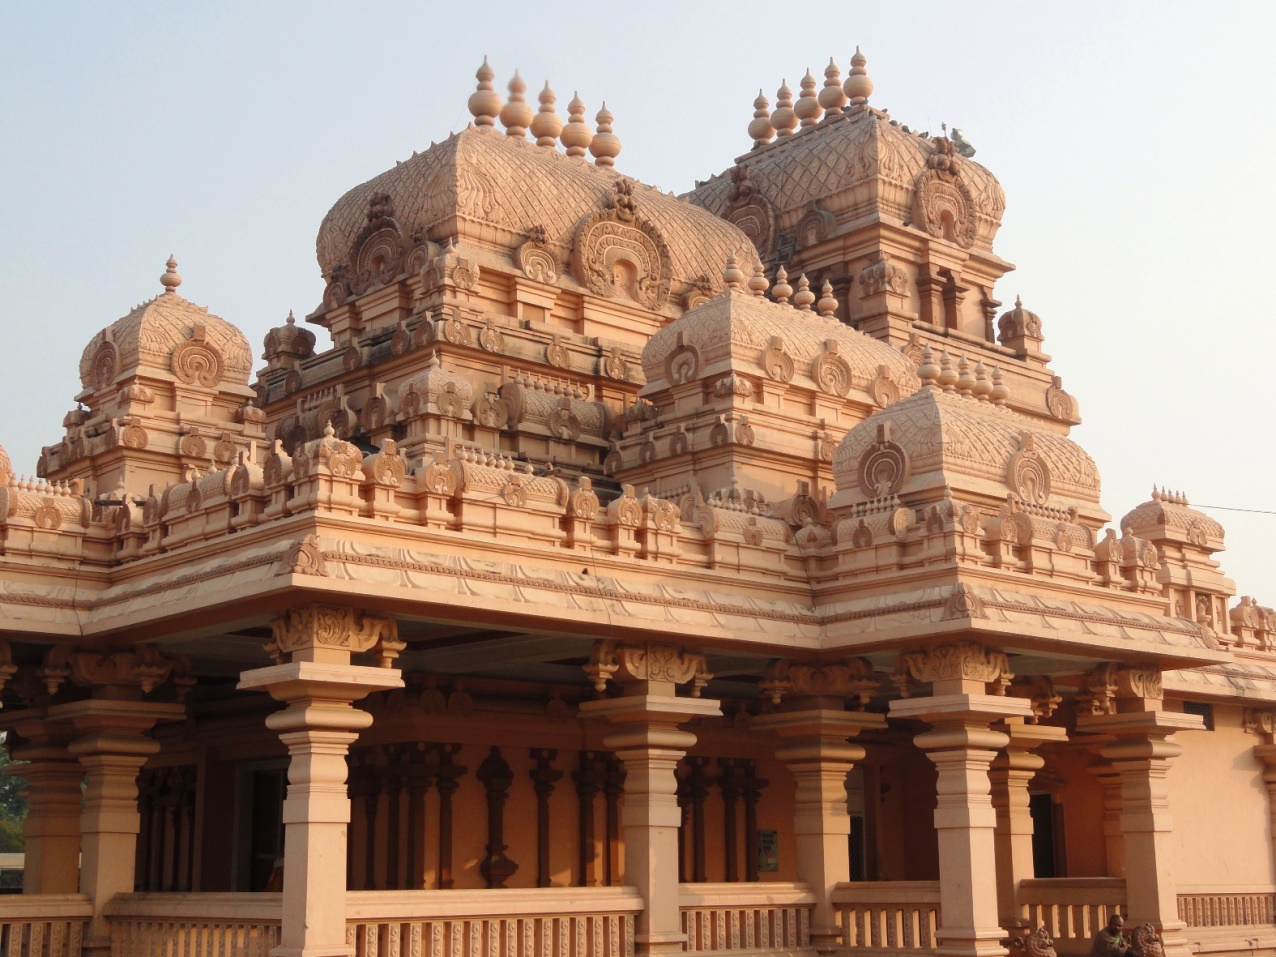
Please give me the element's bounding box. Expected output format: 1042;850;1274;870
794;204;833;249
352;226;405;295
571;195;673;310
914;169;977;249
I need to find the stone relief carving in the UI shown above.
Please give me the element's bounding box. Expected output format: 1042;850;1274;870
893;641;1013;697
171;323;225;388
811;340;853;396
265;605;403;667
515;224;559;284
913;137;977;249
857;423;908;498
1007;432;1051;505
759;657;878;708
584;639;711;696
761;336;795;383
722;165;775;258
571;179;673;310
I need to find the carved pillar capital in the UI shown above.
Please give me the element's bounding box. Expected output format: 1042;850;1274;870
584;639;711;697
893;640;1015;698
38;643;191;701
759;656;879;709
266;604;404;667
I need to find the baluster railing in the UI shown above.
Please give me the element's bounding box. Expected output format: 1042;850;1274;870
106;893;281;957
0;895;91;957
678;883;813;952
1018;878;1126;956
832;882;940;955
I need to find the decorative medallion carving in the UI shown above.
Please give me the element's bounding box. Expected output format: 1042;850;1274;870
914;137;977;248
171;324;224;387
276;534;328;577
121;423;149;449
868;365;900;408
1045;376;1075;420
665;332;700;385
265;605;403;667
478;319;504;353
353;226;404;294
723;166;775;258
179;433;206;459
516;225;558;284
941;582;987;620
569;477;600;520
1007;432;1051;505
811;340;853;396
474;392;509;429
602;346;628;380
90;341;118;391
857;423;908;498
571;180;673;310
761;336;795;383
546;335;570;370
342;344;364;372
859;251;908;299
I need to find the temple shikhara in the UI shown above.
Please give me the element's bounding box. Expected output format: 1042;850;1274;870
3;49;1274;957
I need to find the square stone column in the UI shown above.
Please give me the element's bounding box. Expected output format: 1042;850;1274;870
891;642;1034;957
0;708;83;894
48;698;187;957
240;605;404;957
580;641;721;957
989;718;1067;933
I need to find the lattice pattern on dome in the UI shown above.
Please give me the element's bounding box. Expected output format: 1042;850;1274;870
832;385;1101;502
315;128;757;290
1121;489;1226;544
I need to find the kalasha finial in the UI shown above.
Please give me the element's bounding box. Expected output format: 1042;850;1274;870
771;81;797;138
772;264;793;304
467;56;502;128
917;344;939;388
795;69;823;128
161;255;182;294
748;260;769;297
793;274;815;311
590;102;621;167
990;365;1009;405
819;58;848;116
500;71;534;138
843;46;873;106
748;89;774;149
723;254;745;290
561;92;592;158
938;349;957;392
973;360;991;400
817;279;838;318
530;82;563;147
956;355;975;396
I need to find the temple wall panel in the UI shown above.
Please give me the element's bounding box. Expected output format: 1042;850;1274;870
1051;746;1107;877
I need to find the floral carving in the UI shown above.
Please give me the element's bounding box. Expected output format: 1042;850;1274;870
1116;664;1163;701
474;392;509;428
266;605;402;667
40;643;187;696
759;657;878;708
571;182;673;310
859;251;908;298
1076;662;1118;715
1009;677;1063;724
894;641;1013;697
914;138;977;248
585;639;710;696
516;225;558;284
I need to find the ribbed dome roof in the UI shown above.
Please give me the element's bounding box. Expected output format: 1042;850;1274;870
1121;489;1225;549
642;286;920;400
77;259;252;397
315;126;758;296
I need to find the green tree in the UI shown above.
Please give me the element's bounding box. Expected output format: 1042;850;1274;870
0;735;27;852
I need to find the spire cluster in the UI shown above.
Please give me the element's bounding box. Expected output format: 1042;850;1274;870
467;59;621;166
746;47;875;149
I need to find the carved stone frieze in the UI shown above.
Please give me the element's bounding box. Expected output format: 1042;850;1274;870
39;643;189;697
265;605;403;667
571;180;673;310
759;657;878;709
893;641;1013;697
584;639;711;696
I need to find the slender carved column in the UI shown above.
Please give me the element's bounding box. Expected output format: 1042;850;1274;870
435;744;464;889
478;746;518;888
990;708;1067;935
530;748;563;887
1077;665;1202;957
359;759;381;889
890;643;1034;957
604;754;625;885
404;744;435;889
756;658;885;950
382;750;403;889
581;641;721;957
575;750;605;886
719;759;744;882
687;756;711;883
1;709;83;894
743;761;766;883
239;605;403;957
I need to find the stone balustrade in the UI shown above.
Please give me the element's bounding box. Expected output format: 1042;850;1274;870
831;881;940;954
678;882;813;952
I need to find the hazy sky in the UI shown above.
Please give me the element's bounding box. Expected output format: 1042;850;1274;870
2;2;1274;598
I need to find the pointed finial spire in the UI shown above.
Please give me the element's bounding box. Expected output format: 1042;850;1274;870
530;82;563;147
795;69;823;128
918;344;940;389
500;70;534;138
748;89;774;148
817;279;838;318
723;255;745;291
972;360;991;400
772;265;792;304
748;260;769;297
561;91;593;158
956;355;975;396
590;102;621;167
771;81;797;138
938;350;957;392
843;46;873;106
160;255;182;294
467;56;503;128
819;58;848;116
989;365;1009;405
285;309;296;325
793;274;815;311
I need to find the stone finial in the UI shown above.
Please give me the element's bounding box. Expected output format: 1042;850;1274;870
561;92;593;158
530;82;563;147
795;69;823;128
772;264;793;304
500;71;534;138
748;260;769;297
723;255;745;290
468;56;503;128
161;255;182;294
972;360;991;401
819;58;848;116
937;349;957;392
843;46;873;105
917;344;940;388
990;365;1009;405
956;355;975;396
771;81;798;138
793;274;815;311
590;102;621;167
748;89;774;148
817;279;838;318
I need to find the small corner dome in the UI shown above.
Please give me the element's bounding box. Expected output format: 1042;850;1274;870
1121;488;1225;550
831;368;1103;516
77;257;253;396
0;442;11;482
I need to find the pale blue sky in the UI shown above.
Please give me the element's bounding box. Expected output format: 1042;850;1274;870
2;1;1274;597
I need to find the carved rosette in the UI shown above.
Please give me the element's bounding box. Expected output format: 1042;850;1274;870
584;640;711;696
1006;432;1051;505
265;605;403;667
515;226;559;284
893;641;1013;697
761;336;795;383
759;657;878;709
857;423;908;498
171;325;225;387
665;333;700;385
571;182;673;310
811;341;853;396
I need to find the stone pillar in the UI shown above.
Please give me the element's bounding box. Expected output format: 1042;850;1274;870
1243;710;1276;885
1088;759;1126;878
580;641;721;957
1;709;83;894
239;605;403;957
754;658;885;951
890;643;1034;957
989;717;1067;934
1076;664;1201;957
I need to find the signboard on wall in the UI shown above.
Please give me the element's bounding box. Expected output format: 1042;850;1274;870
757;829;778;872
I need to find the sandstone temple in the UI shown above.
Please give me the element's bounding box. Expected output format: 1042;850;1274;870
0;49;1271;957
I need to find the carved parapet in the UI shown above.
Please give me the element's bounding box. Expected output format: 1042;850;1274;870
38;643;190;699
500;376;609;447
759;657;878;709
1231;596;1276;650
265;605;404;667
893;641;1014;697
287;425;365;517
584;640;711;696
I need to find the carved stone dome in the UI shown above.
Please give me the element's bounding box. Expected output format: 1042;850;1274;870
0;442;11;483
686;111;1005;258
642;286;920;403
831;367;1103;517
1121;489;1225;550
315;126;757;308
77;263;253;399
